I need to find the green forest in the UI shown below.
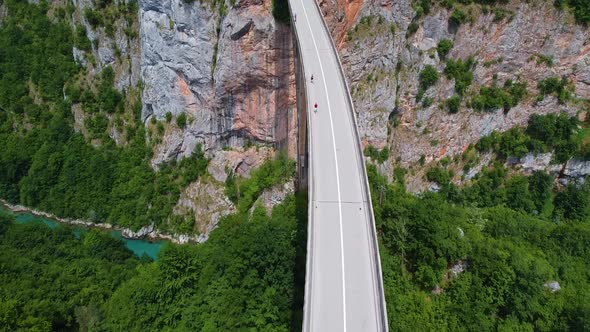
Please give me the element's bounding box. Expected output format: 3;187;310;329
0;0;209;232
0;190;307;331
372;162;590;330
1;0;590;331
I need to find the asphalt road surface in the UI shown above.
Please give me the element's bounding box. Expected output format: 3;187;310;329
289;0;388;331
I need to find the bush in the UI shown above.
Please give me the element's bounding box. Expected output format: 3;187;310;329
75;24;92;51
437;39;454;59
556;0;590;25
426;166;453;184
471;80;527;112
447;95;461;113
176;113;187;128
365;145;390;163
407;21;419;36
537;76;573;104
83;8;102;28
444;57;475;96
419;65;439;91
449;9;468;26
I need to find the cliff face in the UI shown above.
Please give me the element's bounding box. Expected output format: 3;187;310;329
64;0;295;236
324;0;590;191
140;0;297;169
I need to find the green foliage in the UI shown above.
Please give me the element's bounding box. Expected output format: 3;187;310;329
553;182;590;221
406;21;419;36
556;0;590;25
104;194;306;331
537;76;574;104
536;53;554;67
365;145;390;163
272;0;291;25
83;8;102;28
225;153;295;213
444;57;475;96
417;65;439;100
0;1;79;114
422;96;434;108
413;0;431;18
471;79;527;112
528;171;554;213
449;8;468;26
0;215;140;330
526;113;580;162
437;39;454;59
426;166;453;184
97;66;124;113
447;95;461;113
475;113;584;163
370;162;590;331
419;65;439;90
74;24;92;51
176;112;187;128
0;194;308;331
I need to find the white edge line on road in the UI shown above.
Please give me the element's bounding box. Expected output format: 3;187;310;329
299;2;347;331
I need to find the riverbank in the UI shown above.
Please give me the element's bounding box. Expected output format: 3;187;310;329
0;199;205;244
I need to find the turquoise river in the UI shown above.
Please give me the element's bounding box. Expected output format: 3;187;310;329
1;206;164;260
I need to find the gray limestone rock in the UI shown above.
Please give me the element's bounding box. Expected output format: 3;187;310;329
72;47;88;67
331;0;590;192
563;160;590;178
544;281;561;293
121;224;155;239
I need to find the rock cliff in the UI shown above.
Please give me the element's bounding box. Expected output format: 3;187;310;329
140;0;297;168
323;0;590;191
65;0;296;238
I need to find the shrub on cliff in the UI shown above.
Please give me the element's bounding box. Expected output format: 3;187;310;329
537;76;573;104
176;112;187;128
444;57;475;96
447;95;461;113
437;39;454;59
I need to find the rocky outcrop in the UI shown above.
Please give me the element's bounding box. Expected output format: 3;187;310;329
121;224;155;239
327;0;590;191
140;0;297;165
563;159;590;179
173;178;234;239
73;0;141;88
207;145;275;182
249;180;295;217
0;199;200;244
317;0;365;47
544;281;561;293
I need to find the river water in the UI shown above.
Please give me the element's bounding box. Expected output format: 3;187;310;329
1;206;163;260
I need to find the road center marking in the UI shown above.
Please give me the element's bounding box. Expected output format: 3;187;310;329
299;2;347;331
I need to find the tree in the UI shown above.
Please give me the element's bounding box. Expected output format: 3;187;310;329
554;182;590;221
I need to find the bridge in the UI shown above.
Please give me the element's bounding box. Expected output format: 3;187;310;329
288;0;389;330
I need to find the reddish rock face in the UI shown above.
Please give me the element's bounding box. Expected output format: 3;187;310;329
142;0;297;167
324;0;590;191
216;3;297;157
318;0;365;48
